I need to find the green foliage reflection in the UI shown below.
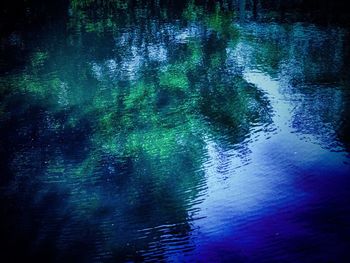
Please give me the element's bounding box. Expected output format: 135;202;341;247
0;1;272;260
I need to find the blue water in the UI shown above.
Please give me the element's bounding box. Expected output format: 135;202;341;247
0;2;350;262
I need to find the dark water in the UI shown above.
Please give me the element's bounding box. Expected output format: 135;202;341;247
1;1;350;262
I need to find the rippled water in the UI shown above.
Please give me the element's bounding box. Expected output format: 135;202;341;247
1;1;350;262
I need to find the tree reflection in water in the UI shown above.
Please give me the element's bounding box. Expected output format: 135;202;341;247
0;0;349;262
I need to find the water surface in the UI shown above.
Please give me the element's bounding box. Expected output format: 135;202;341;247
1;1;350;262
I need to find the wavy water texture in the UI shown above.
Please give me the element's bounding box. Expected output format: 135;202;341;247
0;1;350;262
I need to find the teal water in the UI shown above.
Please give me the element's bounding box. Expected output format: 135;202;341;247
1;1;350;262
